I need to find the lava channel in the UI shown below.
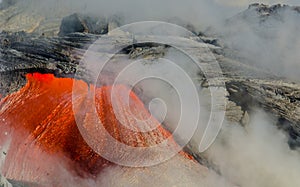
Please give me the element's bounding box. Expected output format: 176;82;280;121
0;73;194;184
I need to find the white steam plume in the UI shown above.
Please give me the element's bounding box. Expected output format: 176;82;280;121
215;4;300;81
204;111;300;187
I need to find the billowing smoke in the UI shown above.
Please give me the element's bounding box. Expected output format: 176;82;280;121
11;0;300;81
214;3;300;81
9;0;240;31
1;0;300;186
204;111;300;187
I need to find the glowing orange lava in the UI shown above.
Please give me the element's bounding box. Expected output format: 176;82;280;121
0;73;192;181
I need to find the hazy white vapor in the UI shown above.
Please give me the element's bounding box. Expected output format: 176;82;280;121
213;0;300;7
205;111;300;187
215;3;300;81
1;0;300;186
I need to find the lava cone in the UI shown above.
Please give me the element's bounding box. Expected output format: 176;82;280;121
0;73;192;184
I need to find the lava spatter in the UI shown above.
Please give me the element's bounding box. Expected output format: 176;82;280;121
0;73;193;183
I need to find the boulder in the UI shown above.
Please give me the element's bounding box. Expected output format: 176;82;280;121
58;13;108;36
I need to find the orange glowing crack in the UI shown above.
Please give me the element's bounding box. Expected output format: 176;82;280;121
0;73;192;180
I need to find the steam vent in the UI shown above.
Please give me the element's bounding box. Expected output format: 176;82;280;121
1;0;300;187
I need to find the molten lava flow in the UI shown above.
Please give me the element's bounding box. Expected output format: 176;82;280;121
0;73;192;183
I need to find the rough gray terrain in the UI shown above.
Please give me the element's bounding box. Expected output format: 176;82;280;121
1;1;300;186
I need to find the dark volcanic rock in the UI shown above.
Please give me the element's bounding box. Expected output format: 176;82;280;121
0;30;300;147
1;9;300;184
58;13;108;36
248;3;299;16
0;0;19;10
0;1;123;36
0;31;99;97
